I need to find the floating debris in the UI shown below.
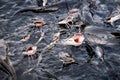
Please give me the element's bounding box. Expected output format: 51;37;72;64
14;6;59;14
23;45;37;56
60;33;85;46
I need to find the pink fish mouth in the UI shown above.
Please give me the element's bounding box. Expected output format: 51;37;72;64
60;33;85;46
23;45;37;55
73;33;83;43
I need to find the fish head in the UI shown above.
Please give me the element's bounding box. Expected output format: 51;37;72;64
23;45;37;56
60;33;85;46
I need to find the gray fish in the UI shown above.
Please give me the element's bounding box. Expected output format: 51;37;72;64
14;6;59;15
83;25;119;45
0;39;16;80
59;52;77;67
94;46;104;62
0;56;16;80
84;42;95;63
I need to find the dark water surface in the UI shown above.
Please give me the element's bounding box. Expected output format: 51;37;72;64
0;0;120;80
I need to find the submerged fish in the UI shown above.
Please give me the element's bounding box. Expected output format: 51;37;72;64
84;42;95;63
95;46;104;62
14;6;59;14
0;39;16;80
0;56;16;80
59;52;76;67
83;25;119;45
60;33;85;46
58;8;80;25
84;42;105;63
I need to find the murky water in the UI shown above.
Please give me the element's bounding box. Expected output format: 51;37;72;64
0;0;120;80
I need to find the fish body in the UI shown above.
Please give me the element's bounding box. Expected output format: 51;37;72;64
58;8;80;24
84;25;118;45
0;56;16;80
14;6;59;14
84;42;95;63
95;46;104;62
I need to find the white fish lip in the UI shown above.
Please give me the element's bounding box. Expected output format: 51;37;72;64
23;46;37;55
60;33;85;46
